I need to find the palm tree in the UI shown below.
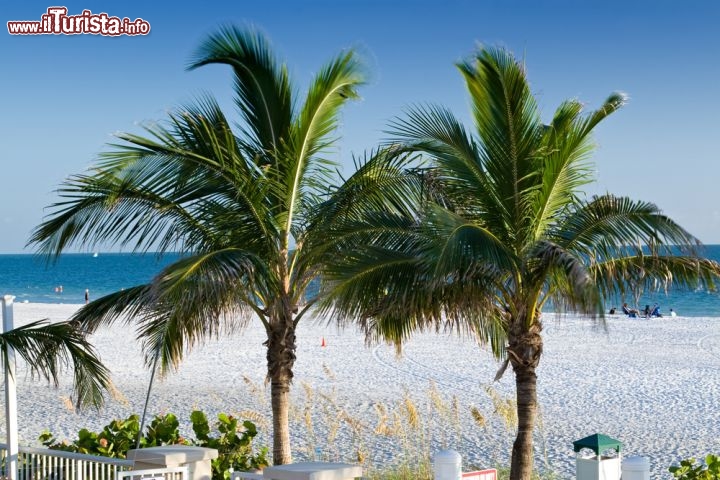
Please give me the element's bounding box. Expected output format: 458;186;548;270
28;25;365;464
1;317;110;409
317;46;720;479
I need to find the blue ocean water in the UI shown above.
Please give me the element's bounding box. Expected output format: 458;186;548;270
0;253;180;305
1;247;720;316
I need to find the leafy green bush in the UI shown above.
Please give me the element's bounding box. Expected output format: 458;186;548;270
669;455;720;479
190;410;269;479
39;414;147;457
39;410;268;479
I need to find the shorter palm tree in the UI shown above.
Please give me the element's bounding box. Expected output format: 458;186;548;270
316;46;720;480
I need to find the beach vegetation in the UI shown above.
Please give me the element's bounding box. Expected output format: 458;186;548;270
670;455;720;480
287;369;533;477
191;410;270;477
39;414;144;458
39;410;269;479
316;46;720;480
28;24;368;465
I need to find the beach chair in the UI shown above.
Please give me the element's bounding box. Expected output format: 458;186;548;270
622;304;638;317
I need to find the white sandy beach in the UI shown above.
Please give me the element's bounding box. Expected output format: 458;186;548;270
3;303;719;479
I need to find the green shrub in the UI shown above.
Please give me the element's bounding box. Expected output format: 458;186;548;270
190;410;269;479
39;410;268;479
670;455;720;480
39;414;148;457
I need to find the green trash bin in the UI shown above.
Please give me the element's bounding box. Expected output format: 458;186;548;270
573;434;622;480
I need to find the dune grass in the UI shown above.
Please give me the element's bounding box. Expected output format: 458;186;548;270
237;364;558;478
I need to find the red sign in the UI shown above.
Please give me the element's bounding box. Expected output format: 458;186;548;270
462;469;497;480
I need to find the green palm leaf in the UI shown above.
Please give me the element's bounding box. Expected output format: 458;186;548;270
458;47;542;247
531;96;626;239
30;98;276;258
283;51;366;238
189;25;292;155
0;320;110;409
553;194;702;252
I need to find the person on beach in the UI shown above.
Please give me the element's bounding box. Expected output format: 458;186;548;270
84;289;89;304
649;304;662;317
643;304;651;317
670;308;677;317
622;303;640;317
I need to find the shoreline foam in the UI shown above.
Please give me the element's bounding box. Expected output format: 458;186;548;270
3;303;718;478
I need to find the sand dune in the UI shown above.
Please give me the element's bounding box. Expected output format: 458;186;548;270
3;302;718;478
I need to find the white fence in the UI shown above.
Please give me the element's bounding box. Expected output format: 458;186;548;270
230;471;263;480
0;443;134;480
116;466;188;480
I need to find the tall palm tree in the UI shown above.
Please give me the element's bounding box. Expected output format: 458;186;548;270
1;317;110;409
28;25;365;464
317;47;720;479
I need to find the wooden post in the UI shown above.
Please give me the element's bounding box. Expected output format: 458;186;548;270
2;295;18;480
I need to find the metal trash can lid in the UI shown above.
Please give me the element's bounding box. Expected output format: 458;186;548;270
622;456;649;470
434;450;462;463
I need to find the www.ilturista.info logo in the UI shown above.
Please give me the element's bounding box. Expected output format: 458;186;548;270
7;7;150;36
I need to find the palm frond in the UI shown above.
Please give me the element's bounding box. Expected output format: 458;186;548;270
528;241;602;318
283;49;366;240
387;104;507;221
320;234;508;356
580;92;628;136
317;213;430;321
136;250;263;373
305;147;422;251
457;47;542;247
388;103;480;176
70;285;154;335
547;194;720;304
531;97;625;240
590;254;720;300
389;100;545;253
0;320;110;409
422;204;517;280
529;94;626;242
320;241;502;343
188;25;292;154
553;194;701;253
317;194;509;356
29;100;278;258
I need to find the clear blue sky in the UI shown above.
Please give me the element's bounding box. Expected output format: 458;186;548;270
2;1;719;253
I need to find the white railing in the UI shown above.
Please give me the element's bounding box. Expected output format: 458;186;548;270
116;466;188;480
230;471;263;480
0;443;134;480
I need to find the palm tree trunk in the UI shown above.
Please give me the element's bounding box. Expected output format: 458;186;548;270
508;319;543;480
509;361;538;480
267;309;297;465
